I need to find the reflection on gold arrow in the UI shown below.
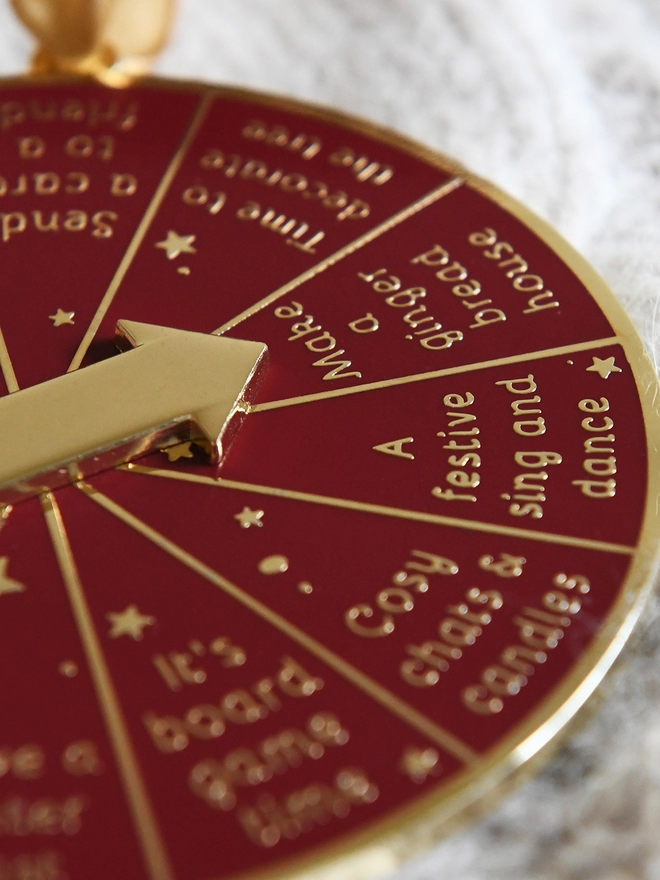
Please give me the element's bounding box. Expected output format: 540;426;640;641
0;320;267;505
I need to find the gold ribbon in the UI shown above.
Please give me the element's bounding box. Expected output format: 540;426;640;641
11;0;175;83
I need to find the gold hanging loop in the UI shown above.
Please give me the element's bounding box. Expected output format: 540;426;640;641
10;0;176;84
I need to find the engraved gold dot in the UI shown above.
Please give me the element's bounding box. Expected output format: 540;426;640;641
59;660;79;678
298;581;313;594
259;554;289;575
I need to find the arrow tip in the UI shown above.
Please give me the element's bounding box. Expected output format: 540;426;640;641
115;319;269;466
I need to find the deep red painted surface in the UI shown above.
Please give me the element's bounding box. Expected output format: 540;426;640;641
0;81;651;879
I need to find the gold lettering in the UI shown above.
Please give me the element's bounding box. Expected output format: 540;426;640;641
61;741;103;776
143;713;189;754
470;307;506;328
18;136;45;159
312;350;362;381
66;134;94;158
479;553;525;577
2;100;133;133
0;852;66;879
307;712;349;746
91;210;117;239
189;760;236;811
221;690;265;724
237;767;377;846
329;145;393;185
62;209;87;231
1;212;26;241
495;374;537;394
584;434;615;454
65;133;116;159
32;211;58;232
288;229;325;253
514;450;562;468
524;291;559;314
185;704;226;739
400;585;500;687
252;677;281;711
145;662;325;755
463;574;584;713
110;173;137;197
512;274;544;292
348;312;379;333
481;664;527;695
432;486;477;502
1;102;27;131
0;745;45;780
575;398;616;497
579;397;610;413
401;641;461;686
259;729;322;773
511;396;542;416
189;713;349;810
243;120;322;160
33;172;59;195
65;172;89;194
469;227;560;314
210;636;246;667
572;478;616;498
345;603;395;638
461;684;503;715
373;437;415;460
406;549;458;576
274;301;304;320
0;796;86;837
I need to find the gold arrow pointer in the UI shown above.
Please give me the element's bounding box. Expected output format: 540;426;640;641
0;320;268;505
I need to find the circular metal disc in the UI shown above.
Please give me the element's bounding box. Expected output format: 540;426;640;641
0;78;658;880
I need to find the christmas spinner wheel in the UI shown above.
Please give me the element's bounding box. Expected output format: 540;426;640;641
0;71;659;880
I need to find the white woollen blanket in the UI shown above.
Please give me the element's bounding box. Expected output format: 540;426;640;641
1;2;660;879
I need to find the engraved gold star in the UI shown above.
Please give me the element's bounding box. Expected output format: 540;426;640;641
49;308;75;327
160;441;194;462
106;604;155;640
587;356;622;379
234;507;265;528
400;746;440;783
0;556;25;596
155;230;197;260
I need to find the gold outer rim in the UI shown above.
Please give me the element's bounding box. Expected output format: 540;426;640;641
2;73;659;880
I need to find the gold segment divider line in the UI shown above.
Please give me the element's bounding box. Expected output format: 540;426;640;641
121;465;635;557
67;89;217;373
41;493;175;880
0;326;19;393
250;336;621;412
212;176;464;335
77;481;478;766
